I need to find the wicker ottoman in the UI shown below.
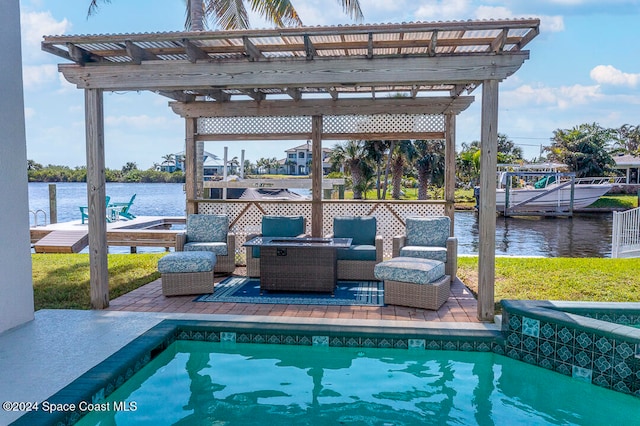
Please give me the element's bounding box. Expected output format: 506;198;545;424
158;252;216;296
374;257;450;310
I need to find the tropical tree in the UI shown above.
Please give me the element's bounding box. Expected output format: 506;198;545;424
496;133;523;164
613;124;640;156
414;139;445;200
363;140;387;199
545;123;616;177
330;140;368;199
88;0;363;31
389;140;416;199
456;142;480;186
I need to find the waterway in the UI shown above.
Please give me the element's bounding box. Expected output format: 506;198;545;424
28;182;614;258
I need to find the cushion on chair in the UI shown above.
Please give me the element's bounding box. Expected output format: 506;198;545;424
333;216;376;245
399;246;448;263
374;257;445;285
253;216;305;258
336;245;377;261
184;242;228;256
186;214;228;243
158;252;216;274
405;216;450;247
262;215;305;237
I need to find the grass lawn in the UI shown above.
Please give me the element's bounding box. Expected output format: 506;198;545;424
32;253;165;310
32;253;640;311
458;256;640;311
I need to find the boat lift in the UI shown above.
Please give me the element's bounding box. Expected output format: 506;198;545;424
502;171;576;217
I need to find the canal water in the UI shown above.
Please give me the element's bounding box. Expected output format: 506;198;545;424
28;182;614;258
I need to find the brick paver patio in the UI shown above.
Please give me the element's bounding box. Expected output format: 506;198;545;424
108;267;480;322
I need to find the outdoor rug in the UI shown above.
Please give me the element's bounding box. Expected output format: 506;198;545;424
195;276;384;306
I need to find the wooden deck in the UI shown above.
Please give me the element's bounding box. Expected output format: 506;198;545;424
30;216;185;252
108;267;480;323
33;230;88;253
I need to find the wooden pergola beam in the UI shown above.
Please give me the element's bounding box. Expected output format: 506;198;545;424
170;97;474;118
243;36;265;61
183;38;210;63
124;41;159;64
59;53;530;92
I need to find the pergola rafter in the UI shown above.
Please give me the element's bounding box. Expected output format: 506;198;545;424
42;19;540;320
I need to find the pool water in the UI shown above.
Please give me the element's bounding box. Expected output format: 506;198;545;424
76;341;639;426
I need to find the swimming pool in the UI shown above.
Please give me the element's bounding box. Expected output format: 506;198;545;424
13;318;640;425
72;340;639;425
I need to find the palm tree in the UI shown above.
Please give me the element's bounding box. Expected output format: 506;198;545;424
414;139;445;200
88;1;363;31
363;140;387;199
389;140;416;199
330;140;368;199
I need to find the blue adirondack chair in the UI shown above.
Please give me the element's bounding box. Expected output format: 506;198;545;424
110;194;136;220
79;196;111;224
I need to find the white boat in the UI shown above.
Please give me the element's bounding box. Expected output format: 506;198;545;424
481;163;621;215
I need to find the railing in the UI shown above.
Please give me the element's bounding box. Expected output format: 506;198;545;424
29;209;47;227
612;206;640;258
196;199;448;258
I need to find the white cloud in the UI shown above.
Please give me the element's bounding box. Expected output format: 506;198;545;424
590;65;640;87
415;0;473;20
20;11;70;52
22;64;58;88
24;108;36;119
503;83;602;109
105;114;176;129
475;6;513;19
538;15;564;32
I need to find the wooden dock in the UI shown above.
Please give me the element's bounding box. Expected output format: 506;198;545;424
34;230;88;253
30;216;185;253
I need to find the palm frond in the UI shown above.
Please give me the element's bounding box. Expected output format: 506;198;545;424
213;0;251;30
87;0;111;17
248;0;302;28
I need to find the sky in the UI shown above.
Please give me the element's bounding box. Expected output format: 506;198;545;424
17;0;640;170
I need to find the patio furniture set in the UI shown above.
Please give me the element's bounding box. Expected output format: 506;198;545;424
157;214;457;310
79;194;136;224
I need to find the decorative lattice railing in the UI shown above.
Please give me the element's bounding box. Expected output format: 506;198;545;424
196;200;447;260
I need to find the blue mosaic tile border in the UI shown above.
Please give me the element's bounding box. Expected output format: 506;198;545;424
12;320;503;426
502;300;640;399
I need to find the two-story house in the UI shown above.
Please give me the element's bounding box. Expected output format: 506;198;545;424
283;141;333;175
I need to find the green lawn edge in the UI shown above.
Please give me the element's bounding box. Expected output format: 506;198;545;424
32;253;640;311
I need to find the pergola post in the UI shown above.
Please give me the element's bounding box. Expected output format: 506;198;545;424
311;115;323;237
84;88;109;309
185;118;198;215
478;79;499;321
444;113;456;234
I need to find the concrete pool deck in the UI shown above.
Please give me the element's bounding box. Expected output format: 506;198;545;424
1;270;482;423
0;306;496;424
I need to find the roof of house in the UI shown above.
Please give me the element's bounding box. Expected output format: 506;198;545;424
613;155;640;167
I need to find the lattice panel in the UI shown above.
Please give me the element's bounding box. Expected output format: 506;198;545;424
323;114;445;134
198;201;312;256
199;200;445;260
322;202;445;256
198;116;311;135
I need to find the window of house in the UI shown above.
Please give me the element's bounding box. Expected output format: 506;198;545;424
298;152;305;158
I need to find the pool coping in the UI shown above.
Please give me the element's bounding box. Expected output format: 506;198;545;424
502;300;640;342
11;318;503;426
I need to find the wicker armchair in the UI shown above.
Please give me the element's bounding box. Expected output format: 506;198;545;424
176;214;236;274
392;216;457;282
330;216;383;281
245;215;307;277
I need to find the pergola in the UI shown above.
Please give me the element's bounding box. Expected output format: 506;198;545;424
42;19;539;320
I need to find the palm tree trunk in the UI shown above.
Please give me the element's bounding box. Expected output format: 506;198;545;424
392;159;403;199
417;166;430;200
382;141;395;199
351;162;363;199
190;0;204;31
